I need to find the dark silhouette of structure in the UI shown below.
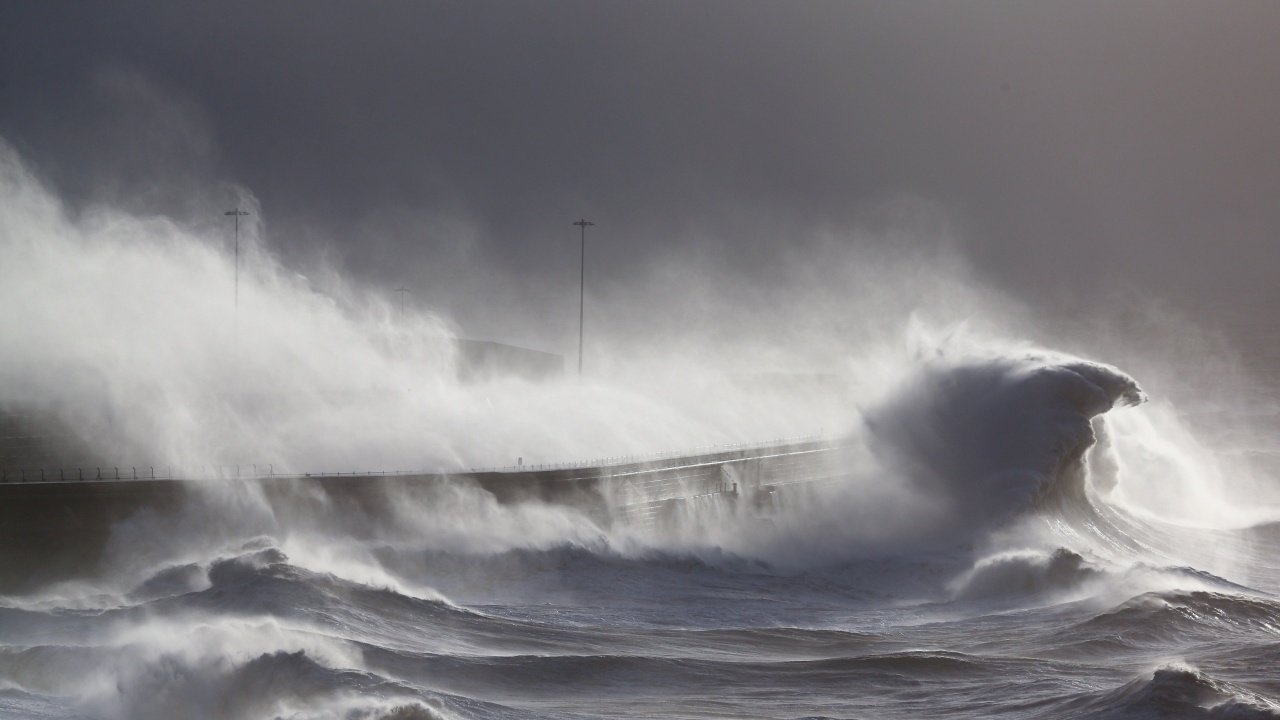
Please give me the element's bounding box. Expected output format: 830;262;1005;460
573;219;594;377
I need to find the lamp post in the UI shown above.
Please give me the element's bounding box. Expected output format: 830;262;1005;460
225;208;250;345
394;286;410;321
573;219;594;378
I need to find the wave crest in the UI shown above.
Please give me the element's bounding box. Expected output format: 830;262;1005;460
1081;665;1280;719
863;351;1145;541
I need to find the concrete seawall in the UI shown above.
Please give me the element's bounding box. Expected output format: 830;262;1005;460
0;440;841;593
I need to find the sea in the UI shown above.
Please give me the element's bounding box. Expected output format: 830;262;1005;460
3;347;1280;720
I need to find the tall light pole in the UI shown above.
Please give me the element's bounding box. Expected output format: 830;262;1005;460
573;219;594;378
225;208;250;345
394;286;410;321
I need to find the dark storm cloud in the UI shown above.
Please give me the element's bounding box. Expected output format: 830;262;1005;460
2;1;1279;331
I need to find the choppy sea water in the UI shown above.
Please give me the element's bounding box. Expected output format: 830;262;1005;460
3;350;1280;720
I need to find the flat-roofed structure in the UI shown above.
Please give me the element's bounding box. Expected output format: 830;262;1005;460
455;339;564;383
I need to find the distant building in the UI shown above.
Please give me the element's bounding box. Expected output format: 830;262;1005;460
454;339;564;383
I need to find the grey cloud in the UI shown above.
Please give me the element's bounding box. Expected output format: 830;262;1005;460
2;0;1278;333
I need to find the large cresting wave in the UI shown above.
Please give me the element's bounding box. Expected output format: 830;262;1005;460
862;349;1147;541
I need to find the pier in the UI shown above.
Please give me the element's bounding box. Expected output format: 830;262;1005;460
0;435;843;592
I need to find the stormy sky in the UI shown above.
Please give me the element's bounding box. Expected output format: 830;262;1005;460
2;1;1278;351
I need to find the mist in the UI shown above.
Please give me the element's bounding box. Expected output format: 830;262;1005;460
0;135;1014;475
9;117;1273;578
